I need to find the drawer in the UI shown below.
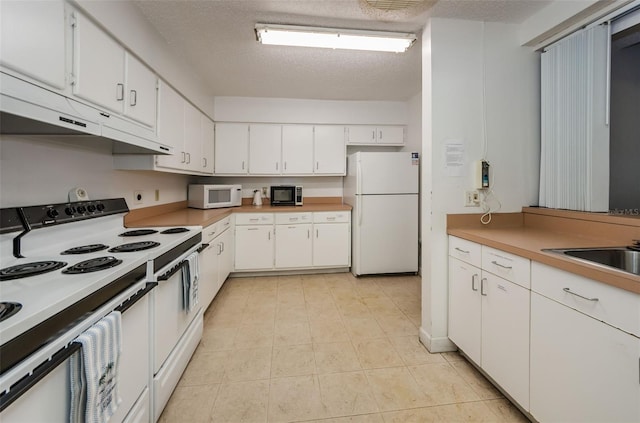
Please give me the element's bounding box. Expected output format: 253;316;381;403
482;246;531;289
275;212;313;225
202;216;232;243
532;262;640;337
449;236;481;267
313;211;350;223
235;213;273;225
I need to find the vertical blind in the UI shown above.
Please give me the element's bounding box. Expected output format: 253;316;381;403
539;24;610;212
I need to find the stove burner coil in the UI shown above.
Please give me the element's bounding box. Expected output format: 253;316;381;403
109;241;160;253
119;229;158;237
160;227;190;234
0;302;22;322
0;261;67;281
62;256;123;274
61;244;109;255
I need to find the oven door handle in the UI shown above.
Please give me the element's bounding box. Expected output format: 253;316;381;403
158;260;189;281
0;283;155;412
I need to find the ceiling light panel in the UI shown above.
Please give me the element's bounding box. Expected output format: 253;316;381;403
255;24;416;53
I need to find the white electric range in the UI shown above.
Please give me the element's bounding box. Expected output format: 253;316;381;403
0;198;202;422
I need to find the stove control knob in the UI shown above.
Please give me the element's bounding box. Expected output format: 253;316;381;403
46;208;59;219
87;205;96;213
76;206;86;214
65;206;76;215
96;203;105;211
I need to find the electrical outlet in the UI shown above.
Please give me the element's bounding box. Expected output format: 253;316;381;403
134;190;143;204
464;190;480;207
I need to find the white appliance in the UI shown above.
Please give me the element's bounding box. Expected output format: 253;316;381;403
344;152;419;276
188;184;242;209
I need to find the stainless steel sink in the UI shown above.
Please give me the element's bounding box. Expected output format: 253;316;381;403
543;247;640;276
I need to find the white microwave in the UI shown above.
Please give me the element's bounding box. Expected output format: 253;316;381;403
188;184;242;209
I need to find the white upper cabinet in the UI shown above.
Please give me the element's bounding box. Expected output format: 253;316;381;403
346;125;405;145
215;123;249;174
249;124;281;175
184;102;203;172
0;0;66;90
201;117;215;174
124;53;157;128
314;125;346;175
156;81;185;170
72;12;157;128
282;125;313;174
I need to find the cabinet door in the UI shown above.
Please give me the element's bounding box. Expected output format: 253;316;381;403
249;124;281;174
530;293;640;423
314;126;345;175
201;116;215;174
155;82;185;169
72;12;124;114
214;123;249;174
448;257;481;364
481;273;530;410
124;53;157;128
313;223;350;267
218;227;234;285
282;125;313;174
183;102;202;172
275;224;312;268
199;241;219;310
346;125;376;144
235;226;273;270
377;126;404;144
0;0;66;89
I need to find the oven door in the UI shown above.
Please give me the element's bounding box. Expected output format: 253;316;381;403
0;282;153;423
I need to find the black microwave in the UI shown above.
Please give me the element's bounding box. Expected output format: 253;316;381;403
270;185;303;206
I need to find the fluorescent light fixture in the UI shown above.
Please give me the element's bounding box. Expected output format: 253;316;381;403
255;24;416;53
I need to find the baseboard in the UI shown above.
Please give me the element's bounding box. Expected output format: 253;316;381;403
419;327;457;353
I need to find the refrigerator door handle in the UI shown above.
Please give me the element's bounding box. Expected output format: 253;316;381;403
357;161;363;225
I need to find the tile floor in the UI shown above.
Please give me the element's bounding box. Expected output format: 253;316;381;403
159;273;530;423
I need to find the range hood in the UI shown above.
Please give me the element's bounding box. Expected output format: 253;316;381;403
0;72;171;155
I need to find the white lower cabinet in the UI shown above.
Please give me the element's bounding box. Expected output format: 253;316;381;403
234;211;351;273
200;217;233;309
448;236;530;410
530;263;640;423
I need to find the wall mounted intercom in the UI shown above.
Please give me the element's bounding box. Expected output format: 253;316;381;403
475;160;490;189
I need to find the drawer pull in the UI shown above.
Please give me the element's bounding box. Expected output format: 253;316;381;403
563;287;599;302
491;260;512;270
471;274;478;291
455;247;470;254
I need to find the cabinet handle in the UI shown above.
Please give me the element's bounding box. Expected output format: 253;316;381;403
480;278;487;296
289;217;298;222
316;229;319;238
284;162;287;170
221;241;224;252
217;243;223;255
268;231;271;240
326;217;336;221
203;157;207;168
455;247;470;254
491;260;512;270
379;130;383;140
242;161;245;170
247;228;258;231
186;152;191;164
316;161;319;170
116;83;124;101
371;130;375;140
130;89;137;106
249;218;259;222
181;152;186;163
307;229;310;239
208;230;217;236
563;287;598;302
471;274;478;291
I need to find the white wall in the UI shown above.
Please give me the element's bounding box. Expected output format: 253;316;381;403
0;135;190;209
420;19;540;352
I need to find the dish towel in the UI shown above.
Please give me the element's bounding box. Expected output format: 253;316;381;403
181;252;199;313
69;311;122;423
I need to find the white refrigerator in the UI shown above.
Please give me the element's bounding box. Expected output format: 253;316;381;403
344;151;419;276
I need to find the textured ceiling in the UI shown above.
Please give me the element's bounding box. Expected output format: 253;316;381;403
133;0;551;101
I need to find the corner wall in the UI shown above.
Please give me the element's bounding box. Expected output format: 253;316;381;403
420;19;540;351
